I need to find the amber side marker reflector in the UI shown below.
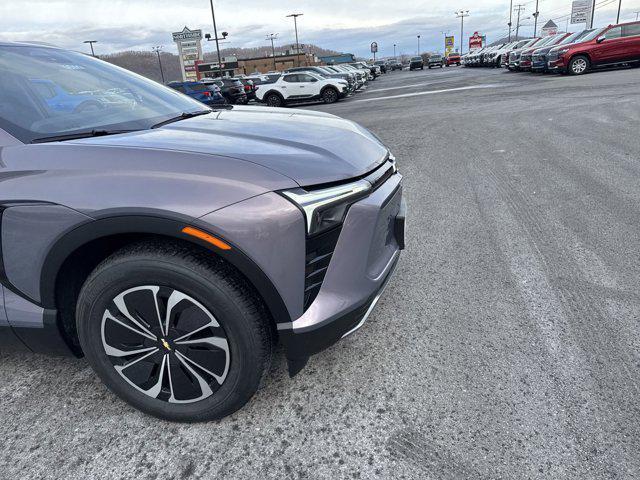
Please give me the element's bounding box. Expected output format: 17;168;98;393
181;226;232;251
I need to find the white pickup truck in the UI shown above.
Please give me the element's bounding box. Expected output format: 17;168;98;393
255;72;350;107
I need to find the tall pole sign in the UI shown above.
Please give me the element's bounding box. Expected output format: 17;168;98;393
172;27;204;82
371;41;378;61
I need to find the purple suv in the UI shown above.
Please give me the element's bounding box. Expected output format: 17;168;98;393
0;42;405;421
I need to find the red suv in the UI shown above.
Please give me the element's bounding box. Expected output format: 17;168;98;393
446;53;461;66
547;21;640;74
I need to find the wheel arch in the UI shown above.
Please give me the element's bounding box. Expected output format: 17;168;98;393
41;214;291;354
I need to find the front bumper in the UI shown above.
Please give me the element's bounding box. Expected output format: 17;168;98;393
278;173;405;368
531;56;547;71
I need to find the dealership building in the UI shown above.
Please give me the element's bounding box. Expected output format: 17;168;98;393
197;51;321;78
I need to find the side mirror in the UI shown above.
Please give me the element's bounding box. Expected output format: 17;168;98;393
596;36;605;43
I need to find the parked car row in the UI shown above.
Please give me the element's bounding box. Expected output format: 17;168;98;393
169;59;402;109
461;21;640;75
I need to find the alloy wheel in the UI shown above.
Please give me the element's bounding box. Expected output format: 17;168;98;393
101;286;230;404
572;58;588;74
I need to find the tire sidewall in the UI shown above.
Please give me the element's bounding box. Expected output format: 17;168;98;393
77;257;264;421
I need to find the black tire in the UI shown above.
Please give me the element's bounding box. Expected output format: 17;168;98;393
321;87;339;104
76;240;273;422
568;55;590;75
265;92;284;107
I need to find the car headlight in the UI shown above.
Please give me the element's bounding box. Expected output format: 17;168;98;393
281;179;371;235
556;48;570;55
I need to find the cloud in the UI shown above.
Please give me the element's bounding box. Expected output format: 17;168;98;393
1;0;634;57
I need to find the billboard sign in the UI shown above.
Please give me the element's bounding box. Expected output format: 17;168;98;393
172;26;204;81
571;0;591;24
370;42;378;53
469;32;484;51
445;36;455;56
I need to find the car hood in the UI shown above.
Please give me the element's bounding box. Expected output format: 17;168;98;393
70;106;389;187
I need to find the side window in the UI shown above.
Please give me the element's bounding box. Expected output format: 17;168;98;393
623;24;640;37
298;74;316;83
283;74;298;83
604;26;622;40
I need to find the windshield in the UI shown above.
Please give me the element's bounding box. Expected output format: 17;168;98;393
0;44;208;143
579;27;605;42
559;30;590;45
411;57;422;61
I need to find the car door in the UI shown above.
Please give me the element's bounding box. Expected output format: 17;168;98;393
295;74;318;98
593;26;624;65
620;23;640;63
281;74;299;100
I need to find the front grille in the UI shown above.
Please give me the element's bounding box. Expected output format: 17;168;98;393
301;158;396;311
304;226;341;309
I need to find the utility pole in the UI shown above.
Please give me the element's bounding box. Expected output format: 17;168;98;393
513;5;525;40
455;11;470;55
83;40;97;57
616;0;621;23
266;33;279;71
533;0;540;37
417;35;421;55
287;13;304;67
152;46;165;84
508;0;513;41
208;0;225;78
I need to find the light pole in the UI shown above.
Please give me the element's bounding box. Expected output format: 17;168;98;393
455;11;469;55
616;0;621;23
393;43;397;59
514;5;525;39
266;33;279;71
533;0;539;37
287;13;304;67
83;40;98;57
508;0;513;41
417;35;421;55
589;0;596;27
207;0;227;78
636;11;640;20
152;46;165;84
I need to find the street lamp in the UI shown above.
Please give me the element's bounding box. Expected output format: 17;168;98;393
266;33;279;71
83;40;98;57
417;35;421;55
455;10;470;55
152;46;165;84
287;13;304;67
206;0;228;78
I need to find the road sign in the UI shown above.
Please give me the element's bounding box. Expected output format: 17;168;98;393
371;42;378;53
571;0;591;24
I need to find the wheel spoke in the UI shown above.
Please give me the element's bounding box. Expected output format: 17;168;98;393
171;351;214;402
114;349;166;399
176;337;230;385
113;288;158;340
103;310;157;342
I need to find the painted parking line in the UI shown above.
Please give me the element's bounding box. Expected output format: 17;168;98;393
365;81;450;93
350;84;499;103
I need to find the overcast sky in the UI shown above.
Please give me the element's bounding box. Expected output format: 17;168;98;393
2;0;639;57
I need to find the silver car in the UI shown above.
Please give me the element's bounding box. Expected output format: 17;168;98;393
0;42;405;421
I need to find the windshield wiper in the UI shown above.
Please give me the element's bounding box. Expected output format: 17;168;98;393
32;129;137;143
151;110;212;129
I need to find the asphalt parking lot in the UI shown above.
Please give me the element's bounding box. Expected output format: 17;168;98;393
2;66;640;479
